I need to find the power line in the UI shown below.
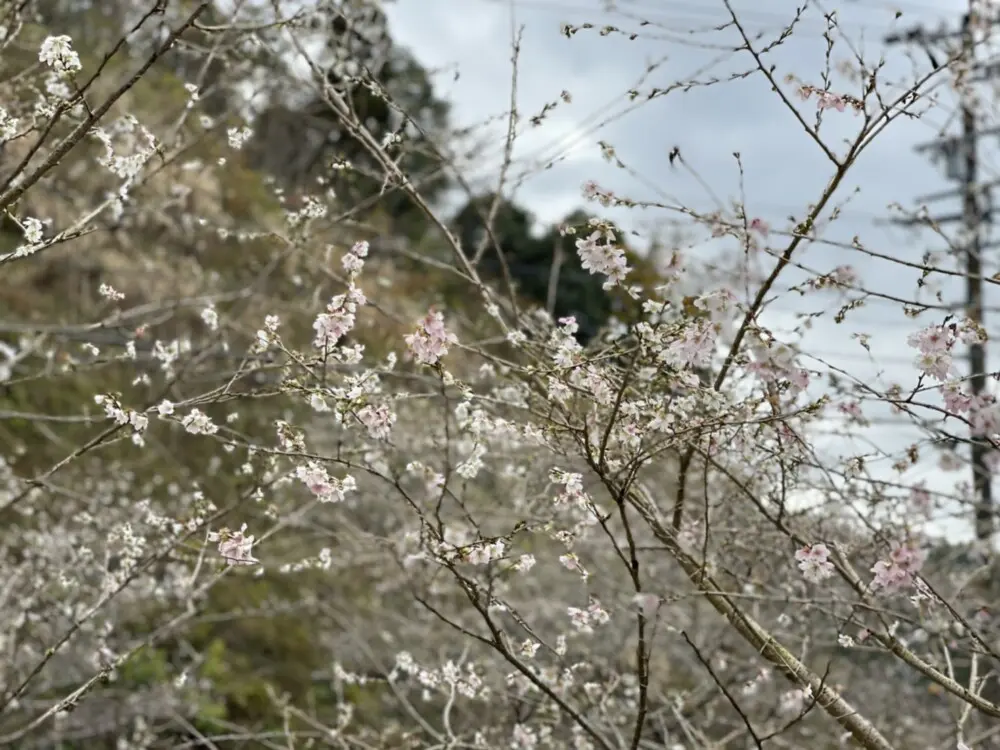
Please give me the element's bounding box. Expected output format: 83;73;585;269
470;0;944;42
488;0;945;33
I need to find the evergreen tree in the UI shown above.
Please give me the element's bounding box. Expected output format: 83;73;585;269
453;195;617;342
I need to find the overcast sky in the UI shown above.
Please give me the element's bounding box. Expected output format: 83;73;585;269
384;0;1000;542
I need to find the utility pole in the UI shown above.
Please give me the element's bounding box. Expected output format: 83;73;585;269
960;8;992;546
886;2;998;544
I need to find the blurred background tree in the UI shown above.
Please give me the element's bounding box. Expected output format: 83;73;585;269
244;0;453;237
30;0;453;237
453;194;650;342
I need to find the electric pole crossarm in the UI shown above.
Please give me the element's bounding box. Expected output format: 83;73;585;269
884;213;965;227
884;11;1000;45
915;125;1000;156
972;58;1000;82
884;23;962;45
916;179;1000;204
885;205;993;227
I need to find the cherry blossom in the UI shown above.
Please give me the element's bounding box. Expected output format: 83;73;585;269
795;543;835;582
871;542;926;593
405;309;458;365
209;524;258;566
575;229;630;288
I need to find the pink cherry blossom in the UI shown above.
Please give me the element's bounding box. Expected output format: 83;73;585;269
209;524;258;566
406;309;458;365
871;542;925;593
795;543;835;582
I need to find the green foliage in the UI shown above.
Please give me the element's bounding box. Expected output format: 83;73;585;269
118;647;171;688
453;194;646;342
181;574;330;726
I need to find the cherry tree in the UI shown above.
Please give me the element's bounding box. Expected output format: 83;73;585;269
0;1;999;749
